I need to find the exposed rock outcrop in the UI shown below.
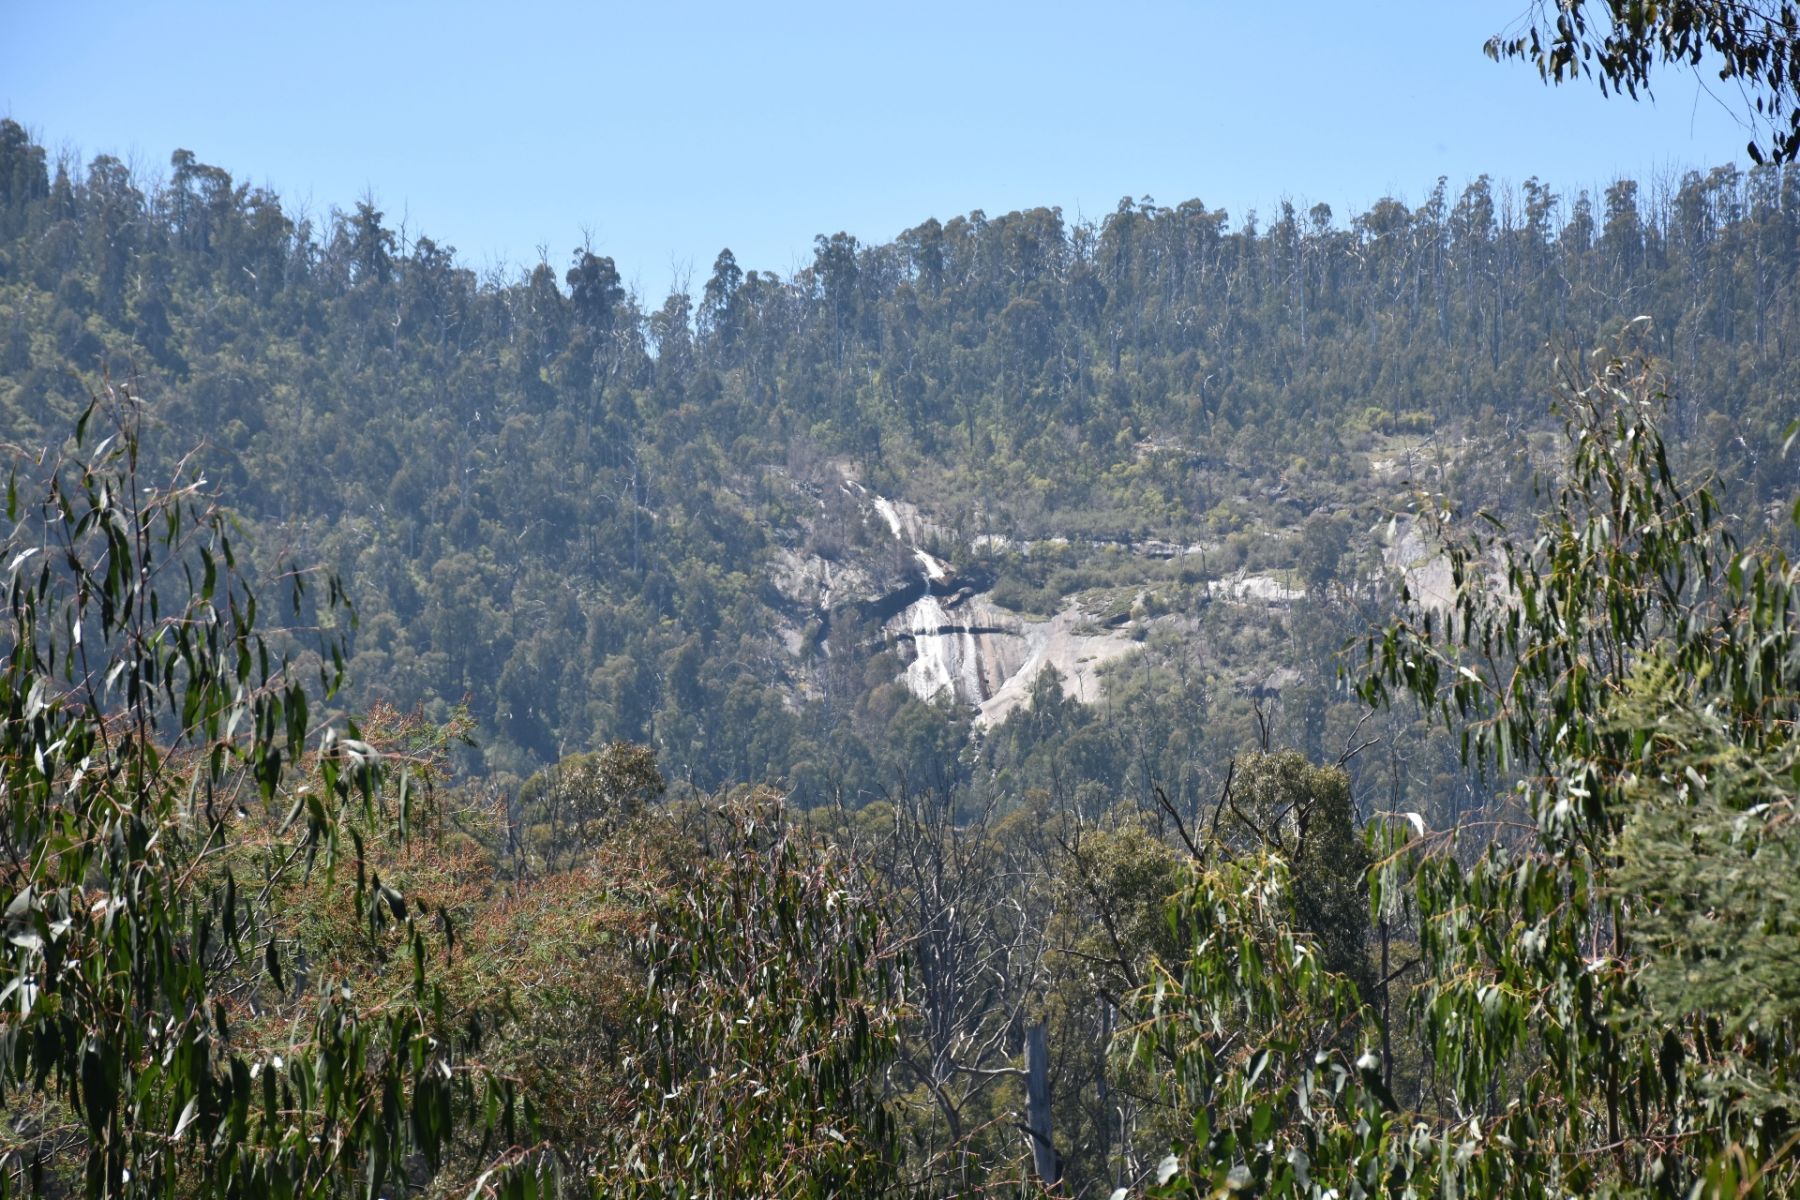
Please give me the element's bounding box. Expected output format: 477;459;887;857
768;469;1153;725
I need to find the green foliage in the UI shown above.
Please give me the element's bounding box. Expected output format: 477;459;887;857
1224;753;1371;994
0;387;536;1197
1489;2;1800;163
1358;348;1800;1195
1044;815;1187;1192
0;396;903;1199
1127;348;1800;1198
1295;512;1348;597
1610;661;1800;1120
1366;335;1736;843
12;117;1800;1198
516;741;664;873
1133;854;1385;1199
593;793;904;1199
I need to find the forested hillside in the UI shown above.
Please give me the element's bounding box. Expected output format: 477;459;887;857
1;120;1794;809
8;92;1800;1200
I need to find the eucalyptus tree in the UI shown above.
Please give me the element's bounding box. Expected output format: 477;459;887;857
1489;1;1800;163
0;385;544;1197
1134;342;1800;1196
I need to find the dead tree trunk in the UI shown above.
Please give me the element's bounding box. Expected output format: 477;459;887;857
1025;1020;1059;1188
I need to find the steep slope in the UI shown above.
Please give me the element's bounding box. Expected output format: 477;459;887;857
0;122;1791;805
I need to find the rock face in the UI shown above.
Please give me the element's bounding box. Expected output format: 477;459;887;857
825;475;1146;726
895;590;1017;706
969;603;1141;727
1381;517;1456;613
766;467;1341;727
766;467;1351;729
869;573;1143;726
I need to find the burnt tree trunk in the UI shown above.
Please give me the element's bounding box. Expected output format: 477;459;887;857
1024;1020;1059;1188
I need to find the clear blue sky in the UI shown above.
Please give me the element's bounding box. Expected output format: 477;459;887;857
2;0;1758;298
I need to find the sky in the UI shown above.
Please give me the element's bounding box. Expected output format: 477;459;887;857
1;0;1763;298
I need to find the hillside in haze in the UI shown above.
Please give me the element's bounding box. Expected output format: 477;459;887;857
2;119;1796;824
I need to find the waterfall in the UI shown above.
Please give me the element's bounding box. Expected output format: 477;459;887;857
903;592;961;701
876;493;982;704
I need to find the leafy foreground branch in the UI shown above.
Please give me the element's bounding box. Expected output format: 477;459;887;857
1134;345;1800;1197
0;383;910;1200
0;383;542;1198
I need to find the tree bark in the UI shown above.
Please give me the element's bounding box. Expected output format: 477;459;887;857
1024;1020;1058;1188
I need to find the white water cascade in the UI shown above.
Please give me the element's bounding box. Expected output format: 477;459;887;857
901;590;986;704
849;482;1146;716
869;492;991;705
